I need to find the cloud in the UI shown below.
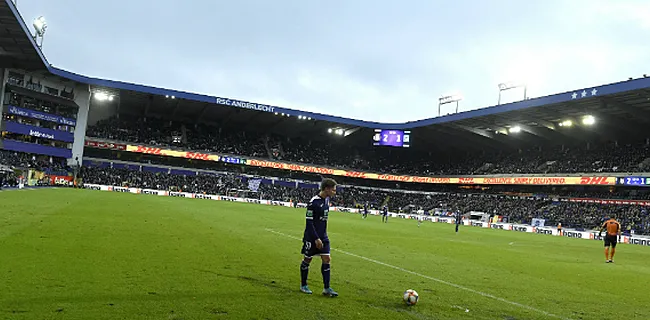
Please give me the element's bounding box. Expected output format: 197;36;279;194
17;0;650;123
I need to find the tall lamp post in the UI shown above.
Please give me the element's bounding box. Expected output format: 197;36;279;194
438;94;463;116
33;16;47;48
498;82;527;105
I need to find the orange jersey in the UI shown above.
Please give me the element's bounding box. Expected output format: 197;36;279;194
602;219;620;236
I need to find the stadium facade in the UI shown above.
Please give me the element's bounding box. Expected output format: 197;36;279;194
2;0;650;190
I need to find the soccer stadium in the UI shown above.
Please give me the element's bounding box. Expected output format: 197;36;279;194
1;1;650;319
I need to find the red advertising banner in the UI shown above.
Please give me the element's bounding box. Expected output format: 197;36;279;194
84;140;126;151
49;175;73;185
568;198;650;206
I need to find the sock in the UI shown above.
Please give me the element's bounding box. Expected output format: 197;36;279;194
321;263;331;289
300;261;310;286
604;248;609;260
610;248;616;260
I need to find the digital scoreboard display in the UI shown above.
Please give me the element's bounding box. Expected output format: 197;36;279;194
617;177;650;186
372;129;410;148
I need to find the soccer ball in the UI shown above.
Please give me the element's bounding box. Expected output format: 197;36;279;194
403;289;419;306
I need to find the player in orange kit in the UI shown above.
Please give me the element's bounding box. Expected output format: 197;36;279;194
599;217;621;263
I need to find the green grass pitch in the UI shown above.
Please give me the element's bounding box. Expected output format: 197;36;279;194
1;188;649;320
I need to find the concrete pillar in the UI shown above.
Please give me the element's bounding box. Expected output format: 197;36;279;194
68;83;91;166
0;69;7;127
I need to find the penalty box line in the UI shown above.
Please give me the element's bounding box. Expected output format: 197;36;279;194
266;228;571;320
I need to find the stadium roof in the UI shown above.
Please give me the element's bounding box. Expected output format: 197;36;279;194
5;0;650;151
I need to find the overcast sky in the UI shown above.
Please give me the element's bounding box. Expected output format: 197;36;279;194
13;0;650;123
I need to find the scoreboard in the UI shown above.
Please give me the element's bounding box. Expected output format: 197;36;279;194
617;176;650;186
372;129;410;148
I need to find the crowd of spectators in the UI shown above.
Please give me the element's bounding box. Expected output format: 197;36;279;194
86;117;268;159
79;166;650;235
80;166;247;196
87;116;650;176
4;90;78;119
0;150;69;173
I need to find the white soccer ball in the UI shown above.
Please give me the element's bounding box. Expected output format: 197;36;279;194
403;289;419;306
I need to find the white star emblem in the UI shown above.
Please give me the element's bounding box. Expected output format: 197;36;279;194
591;88;598;96
581;90;587;97
571;92;577;99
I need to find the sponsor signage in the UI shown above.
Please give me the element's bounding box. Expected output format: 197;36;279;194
628;237;650;246
124;144;220;162
168;192;194;198
512;225;529;232
534;228;554;235
84;140;619;186
215;97;276;113
113;187;130;193
84;140;126;151
50;175;73;185
6;105;76;126
194;194;213;200
563;231;583;238
568;197;650;206
4;121;74;143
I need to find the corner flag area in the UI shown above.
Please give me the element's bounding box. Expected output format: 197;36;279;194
1;189;647;320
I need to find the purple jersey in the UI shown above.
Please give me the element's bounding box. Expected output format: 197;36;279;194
303;195;330;242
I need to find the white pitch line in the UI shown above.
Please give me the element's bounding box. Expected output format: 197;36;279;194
266;228;570;320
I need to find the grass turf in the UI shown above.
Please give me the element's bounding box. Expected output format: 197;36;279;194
0;188;648;320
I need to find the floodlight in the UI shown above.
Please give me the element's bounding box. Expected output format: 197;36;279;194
497;81;527;105
439;94;463;104
509;126;521;133
438;94;463;116
559;120;572;127
33;16;47;36
94;92;114;101
94;92;108;101
582;115;595;125
328;128;333;133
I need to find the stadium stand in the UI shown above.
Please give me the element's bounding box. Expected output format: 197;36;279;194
72;160;650;236
86;115;650;175
1;0;650;240
0;149;68;173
